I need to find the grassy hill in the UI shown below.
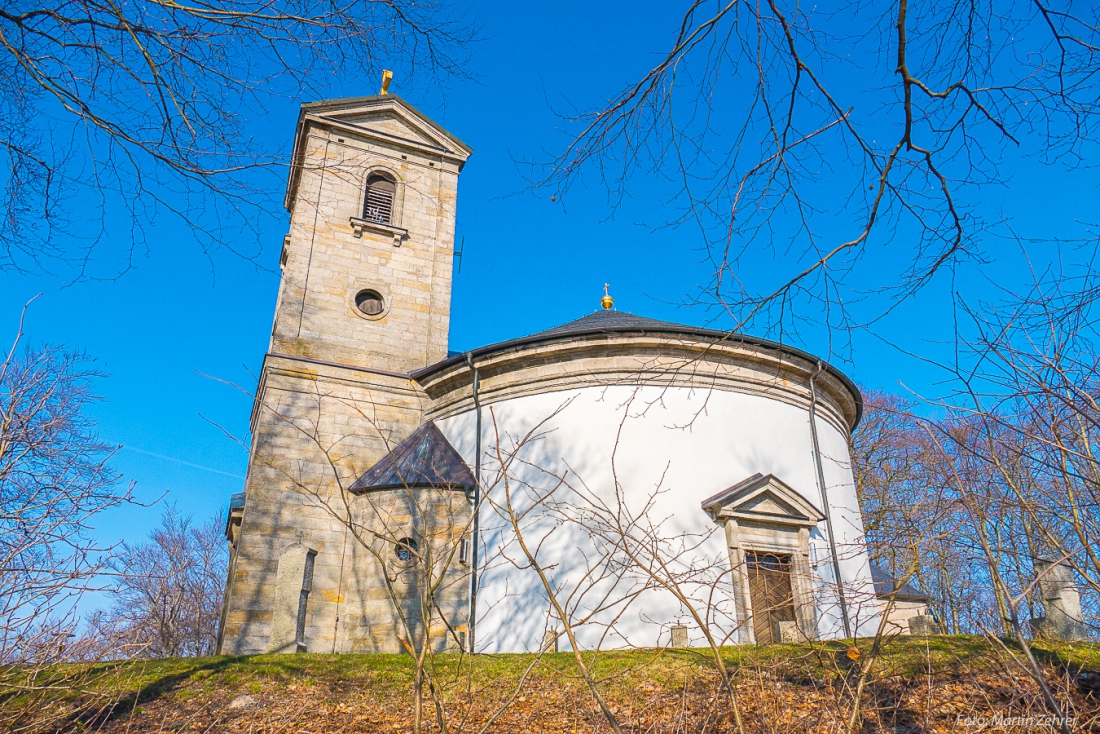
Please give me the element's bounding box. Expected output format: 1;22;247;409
3;636;1099;733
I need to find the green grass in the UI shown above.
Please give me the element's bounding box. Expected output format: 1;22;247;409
3;635;1097;730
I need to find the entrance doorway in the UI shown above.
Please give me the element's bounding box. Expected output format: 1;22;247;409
746;551;796;644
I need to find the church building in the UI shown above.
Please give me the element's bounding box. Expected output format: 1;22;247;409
216;91;891;656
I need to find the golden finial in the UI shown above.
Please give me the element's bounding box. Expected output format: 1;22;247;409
600;283;614;310
380;70;393;95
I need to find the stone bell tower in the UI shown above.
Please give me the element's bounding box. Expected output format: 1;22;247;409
274;94;471;371
217;93;472;655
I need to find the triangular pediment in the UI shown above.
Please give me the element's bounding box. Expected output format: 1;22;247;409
285;94;472;209
701;473;825;526
739;493;796;517
304;95;472;158
322;109;450;151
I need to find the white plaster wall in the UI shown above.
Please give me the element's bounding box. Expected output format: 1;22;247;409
812;409;882;637
437;384;878;652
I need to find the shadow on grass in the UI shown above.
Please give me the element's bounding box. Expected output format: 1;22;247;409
1025;640;1100;679
50;657;244;732
6;637;1097;731
3;653;394;733
78;652;430;730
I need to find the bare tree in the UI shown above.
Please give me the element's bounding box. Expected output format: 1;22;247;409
98;506;228;658
930;265;1100;634
482;405;633;734
0;304;142;731
544;1;1100;341
0;0;472;276
846;289;1100;731
850;391;993;633
924;424;1076;734
0;304;134;663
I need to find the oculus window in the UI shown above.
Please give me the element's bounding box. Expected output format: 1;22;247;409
394;537;419;562
355;289;385;317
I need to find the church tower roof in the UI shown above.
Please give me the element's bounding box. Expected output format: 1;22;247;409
349;421;475;493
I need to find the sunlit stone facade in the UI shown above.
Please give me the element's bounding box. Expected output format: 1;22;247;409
218;95;888;656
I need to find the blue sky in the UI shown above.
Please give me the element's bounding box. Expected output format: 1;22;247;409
1;0;1097;554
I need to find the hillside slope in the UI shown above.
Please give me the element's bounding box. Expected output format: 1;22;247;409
4;637;1099;733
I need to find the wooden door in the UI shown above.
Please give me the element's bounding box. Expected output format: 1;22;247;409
746;552;796;645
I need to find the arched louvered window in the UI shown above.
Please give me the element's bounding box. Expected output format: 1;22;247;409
363;173;397;225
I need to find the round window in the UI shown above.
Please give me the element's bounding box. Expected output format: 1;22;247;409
355;289;385;317
394;537;418;562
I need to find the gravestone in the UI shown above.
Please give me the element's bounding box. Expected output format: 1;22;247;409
268;544;316;653
776;620;803;643
1032;557;1088;641
907;615;936;636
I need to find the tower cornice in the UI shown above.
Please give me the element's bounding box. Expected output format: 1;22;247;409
284;94;473;211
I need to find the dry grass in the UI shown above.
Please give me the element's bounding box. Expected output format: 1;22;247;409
2;635;1098;733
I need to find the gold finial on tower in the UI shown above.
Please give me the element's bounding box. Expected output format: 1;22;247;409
600;283;614;310
380;70;393;95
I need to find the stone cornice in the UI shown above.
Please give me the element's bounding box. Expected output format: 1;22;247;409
349;216;408;244
416;333;860;436
249;352;426;436
284;94;472;210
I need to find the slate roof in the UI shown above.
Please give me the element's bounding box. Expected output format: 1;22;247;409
533;310;688;338
870;565;929;602
349;421;475;493
411;308;864;429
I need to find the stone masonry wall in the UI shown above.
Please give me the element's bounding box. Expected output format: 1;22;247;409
218;100;469;655
271;119;460;373
220;359;430;654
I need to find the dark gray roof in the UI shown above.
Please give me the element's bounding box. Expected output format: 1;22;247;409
349;421;475;493
534;310;688;337
870;565;929;602
413;308;863;427
229;492;245;510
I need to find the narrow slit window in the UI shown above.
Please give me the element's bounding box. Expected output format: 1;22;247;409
459;537;469;565
363;174;396;224
296;550;316;650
